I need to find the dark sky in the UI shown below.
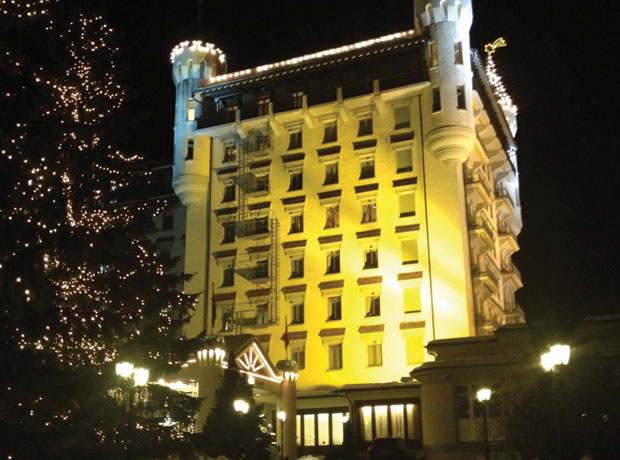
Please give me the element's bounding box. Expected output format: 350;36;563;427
106;0;620;322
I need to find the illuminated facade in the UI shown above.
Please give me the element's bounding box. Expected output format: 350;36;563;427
169;0;522;456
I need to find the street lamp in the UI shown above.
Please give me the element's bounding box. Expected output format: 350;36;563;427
540;344;570;457
115;361;150;386
541;344;570;372
476;387;492;460
233;399;249;414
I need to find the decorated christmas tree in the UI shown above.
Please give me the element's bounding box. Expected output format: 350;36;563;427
0;1;203;458
199;364;274;460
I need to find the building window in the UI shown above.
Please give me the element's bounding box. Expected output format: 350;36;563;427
323;120;337;143
406;336;424;364
366;295;381;317
288;130;302;150
401;239;418;265
185;139;194;160
326;250;340;274
432;88;441;112
457;85;466;109
290;257;304;278
289;171;303;191
256;304;269;325
327;295;341;320
221;308;233;332
325;205;340;229
222;222;235;244
394;106;410;129
328;343;343;369
255;174;269;193
222;265;234;287
456;384;504;442
291;302;304;324
358;115;373;136
223;145;236;163
403;286;421;313
359;402;421;442
399;193;415;217
361;202;377;223
396;148;413;173
297;410;347;447
222;184;236;202
360;158;375;179
324;162;338;185
290;214;304;234
367;342;382;366
162;214;174;231
186;99;196;121
454;41;463;65
258;96;270;116
255;259;269;279
292;345;305;369
429;41;438;67
363;249;378;270
292;91;304;109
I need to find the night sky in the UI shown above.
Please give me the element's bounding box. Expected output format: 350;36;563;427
106;0;620;322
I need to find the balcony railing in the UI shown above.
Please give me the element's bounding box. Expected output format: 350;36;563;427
236;218;270;238
236;265;269;281
198;109;236;129
246;136;271;155
468;213;494;244
496;184;515;211
236;173;269;194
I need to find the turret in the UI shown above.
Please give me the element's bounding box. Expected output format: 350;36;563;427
171;41;226;204
416;0;475;164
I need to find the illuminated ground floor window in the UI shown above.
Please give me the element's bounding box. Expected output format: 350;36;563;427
358;400;421;442
296;408;347;447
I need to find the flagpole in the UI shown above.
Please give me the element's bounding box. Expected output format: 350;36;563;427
284;316;289;360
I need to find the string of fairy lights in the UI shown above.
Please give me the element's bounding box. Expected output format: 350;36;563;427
484;37;518;115
1;1;189;376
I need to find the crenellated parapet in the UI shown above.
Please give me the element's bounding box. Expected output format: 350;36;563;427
171;41;226;84
418;0;473;30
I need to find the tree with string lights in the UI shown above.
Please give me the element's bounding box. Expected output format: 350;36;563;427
0;1;203;458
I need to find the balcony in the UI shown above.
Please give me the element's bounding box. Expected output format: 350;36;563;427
236;173;269;196
501;262;523;289
498;222;519;251
465;170;492;204
472;258;501;294
232;309;272;332
495;185;515;217
198;109;236;129
468;214;495;248
236;218;270;239
245;136;272;158
236;264;269;282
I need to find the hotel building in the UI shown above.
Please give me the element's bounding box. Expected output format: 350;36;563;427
167;0;523;457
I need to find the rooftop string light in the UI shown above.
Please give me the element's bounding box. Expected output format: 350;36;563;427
206;29;416;84
484;37;518;115
170;40;226;64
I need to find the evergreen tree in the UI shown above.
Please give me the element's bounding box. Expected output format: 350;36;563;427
199;364;273;460
0;1;202;458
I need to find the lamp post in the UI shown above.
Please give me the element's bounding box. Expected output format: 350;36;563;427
277;410;286;460
540;344;570;458
476;387;491;460
116;362;149;458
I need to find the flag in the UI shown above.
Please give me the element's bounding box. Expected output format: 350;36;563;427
283;316;289;349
